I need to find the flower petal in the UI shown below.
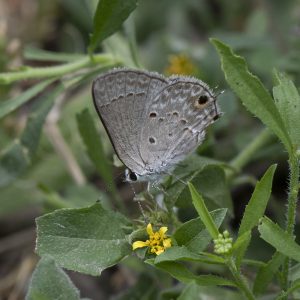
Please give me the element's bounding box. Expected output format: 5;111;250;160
155;248;165;255
163;238;172;249
159;226;168;236
132;240;149;250
146;223;154;236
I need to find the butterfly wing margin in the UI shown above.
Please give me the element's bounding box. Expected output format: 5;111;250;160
92;68;168;175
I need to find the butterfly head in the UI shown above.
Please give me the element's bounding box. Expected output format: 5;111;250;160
124;168;162;182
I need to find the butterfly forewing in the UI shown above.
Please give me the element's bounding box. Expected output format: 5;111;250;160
92;69;168;175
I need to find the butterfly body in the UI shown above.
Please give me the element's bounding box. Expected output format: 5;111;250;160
92;68;220;182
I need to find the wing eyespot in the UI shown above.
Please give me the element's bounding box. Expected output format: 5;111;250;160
194;94;210;109
198;95;208;104
149;112;157;118
149;137;156;144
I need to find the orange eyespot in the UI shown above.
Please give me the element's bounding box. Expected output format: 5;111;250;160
194;95;209;109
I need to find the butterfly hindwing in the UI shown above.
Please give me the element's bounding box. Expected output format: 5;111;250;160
139;76;218;173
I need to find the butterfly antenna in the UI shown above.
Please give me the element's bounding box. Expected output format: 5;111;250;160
215;89;225;98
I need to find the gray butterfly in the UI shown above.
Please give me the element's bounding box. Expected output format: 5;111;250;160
92;68;220;182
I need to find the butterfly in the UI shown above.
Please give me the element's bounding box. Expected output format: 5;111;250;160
92;68;220;182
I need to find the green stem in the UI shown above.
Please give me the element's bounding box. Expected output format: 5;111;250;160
282;152;300;291
227;257;256;300
228;128;273;177
0;54;121;84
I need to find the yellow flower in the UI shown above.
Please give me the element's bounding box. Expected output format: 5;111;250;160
164;54;197;76
132;223;172;255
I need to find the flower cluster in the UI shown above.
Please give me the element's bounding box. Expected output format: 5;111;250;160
132;223;172;255
214;230;233;254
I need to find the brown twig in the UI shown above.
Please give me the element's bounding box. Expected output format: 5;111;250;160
44;93;86;185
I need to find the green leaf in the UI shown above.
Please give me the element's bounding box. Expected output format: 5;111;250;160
234;164;277;267
88;0;138;54
0;79;55;120
258;217;300;262
239;164;277;235
174;209;227;253
232;231;251;268
154;261;236;287
36;203;132;276
115;273;157;300
290;263;300;281
26;257;83;300
0;84;63;187
253;251;284;295
178;282;241;300
276;279;300;300
154;246;225;265
177;282;201;300
211;38;293;154
76;109;117;198
175;165;233;214
273;69;300;149
188;183;220;239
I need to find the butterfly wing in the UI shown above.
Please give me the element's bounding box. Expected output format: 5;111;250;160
139;76;219;174
92;68;168;175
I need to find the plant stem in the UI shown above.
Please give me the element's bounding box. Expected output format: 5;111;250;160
229;128;273;177
282;152;300;291
227;257;256;300
0;54;120;84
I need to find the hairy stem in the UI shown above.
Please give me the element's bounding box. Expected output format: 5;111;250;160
282;152;300;291
0;54;120;84
227;257;256;300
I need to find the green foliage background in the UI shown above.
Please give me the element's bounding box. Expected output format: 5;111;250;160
1;0;300;299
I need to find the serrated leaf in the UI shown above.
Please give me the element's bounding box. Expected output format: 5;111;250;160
0;84;63;187
154;261;235;287
0;78;55;119
258;217;300;262
36;203;132;276
211;38;293;155
234;164;277;268
26;257;83;300
273;70;300;149
188;183;220;239
88;0;138;54
76;109;118;199
239;164;277;235
173;209;227;253
253;251;284;295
